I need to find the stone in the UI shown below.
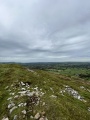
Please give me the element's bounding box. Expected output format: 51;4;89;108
10;106;17;114
30;116;34;119
7;97;12;101
34;113;41;119
10;93;15;95
13;115;17;120
23;103;27;106
39;118;44;120
18;91;26;96
41;111;46;116
88;107;90;112
5;86;9;89
39;117;48;120
2;117;9;120
8;103;15;109
42;102;45;106
14;95;19;99
22;110;26;114
21;88;26;91
20;81;25;86
18;103;24;107
50;95;57;98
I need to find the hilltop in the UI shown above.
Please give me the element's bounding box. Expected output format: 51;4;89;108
0;64;90;120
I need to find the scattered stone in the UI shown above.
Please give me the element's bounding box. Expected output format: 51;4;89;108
50;95;57;98
10;93;15;96
26;83;29;87
18;103;24;107
11;84;14;87
26;91;35;97
88;107;90;112
30;116;34;119
18;91;27;96
22;110;26;115
23;103;27;106
34;87;38;91
8;102;15;109
39;118;44;120
2;117;9;120
87;89;90;92
63;85;86;102
80;86;85;89
13;115;17;120
14;95;19;99
21;88;26;91
34;113;41;119
10;106;17;114
20;81;25;86
40;92;45;96
41;111;46;116
39;117;48;120
5;86;9;89
42;102;45;106
7;97;12;101
7;89;11;92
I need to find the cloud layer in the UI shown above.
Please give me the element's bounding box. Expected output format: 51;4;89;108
0;0;90;62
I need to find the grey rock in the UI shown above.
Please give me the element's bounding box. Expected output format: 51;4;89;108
22;110;26;114
34;113;41;119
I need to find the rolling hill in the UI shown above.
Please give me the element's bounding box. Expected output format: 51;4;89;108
0;64;90;120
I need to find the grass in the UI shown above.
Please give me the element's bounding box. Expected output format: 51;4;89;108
0;64;90;120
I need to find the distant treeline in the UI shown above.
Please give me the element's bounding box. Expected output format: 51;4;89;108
21;62;90;70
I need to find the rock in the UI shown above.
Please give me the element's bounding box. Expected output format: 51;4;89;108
30;116;34;119
20;81;25;86
34;113;41;119
21;88;26;91
23;103;27;106
7;97;12;101
8;103;15;109
80;86;85;89
26;91;35;97
18;103;24;107
50;95;57;98
10;93;15;95
42;102;45;106
39;118;44;120
22;110;26;114
64;86;86;102
10;106;17;114
13;115;17;120
5;86;9;89
2;117;9;120
18;91;27;96
14;95;19;99
41;111;46;116
88;107;90;112
39;117;48;120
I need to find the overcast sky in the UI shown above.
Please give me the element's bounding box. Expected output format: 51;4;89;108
0;0;90;62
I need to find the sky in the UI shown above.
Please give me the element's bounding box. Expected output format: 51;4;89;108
0;0;90;62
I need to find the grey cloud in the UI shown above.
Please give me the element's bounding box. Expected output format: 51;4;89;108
0;0;90;62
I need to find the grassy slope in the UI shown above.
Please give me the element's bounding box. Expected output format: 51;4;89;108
0;64;90;120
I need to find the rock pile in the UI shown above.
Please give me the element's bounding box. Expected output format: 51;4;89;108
2;81;46;120
60;85;86;102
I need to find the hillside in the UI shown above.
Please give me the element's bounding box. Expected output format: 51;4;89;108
0;64;90;120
